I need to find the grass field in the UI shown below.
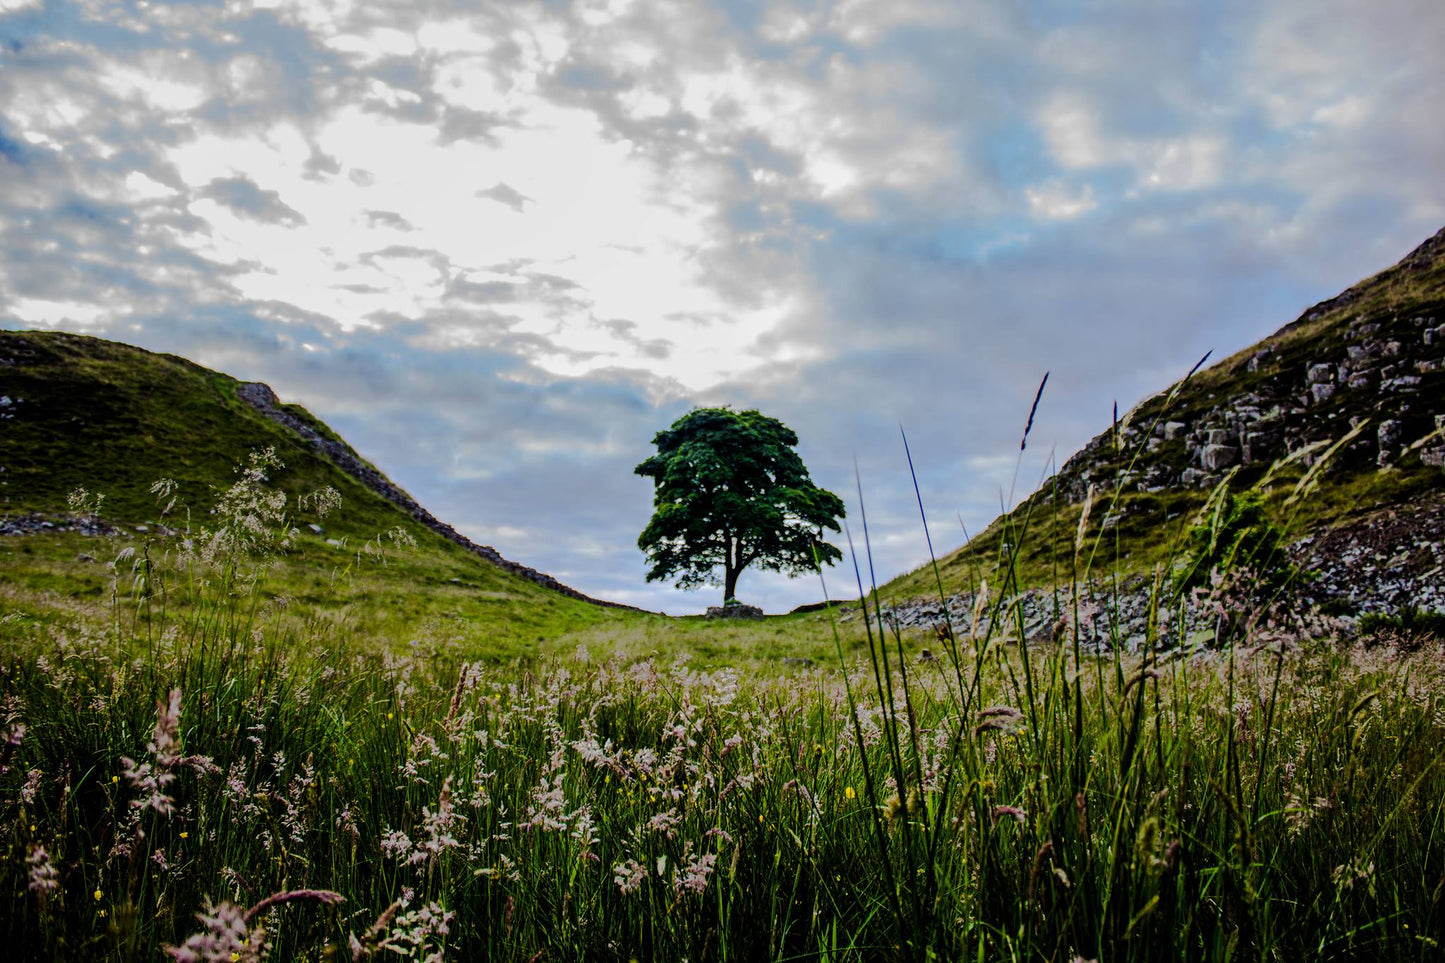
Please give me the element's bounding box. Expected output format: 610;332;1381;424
3;457;1443;962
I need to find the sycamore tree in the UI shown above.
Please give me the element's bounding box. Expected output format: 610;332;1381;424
635;407;846;605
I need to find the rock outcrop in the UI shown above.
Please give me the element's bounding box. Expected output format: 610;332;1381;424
904;226;1445;620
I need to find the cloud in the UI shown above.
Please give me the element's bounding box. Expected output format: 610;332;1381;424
1;0;1443;614
199;176;307;227
475;181;531;212
364;208;413;230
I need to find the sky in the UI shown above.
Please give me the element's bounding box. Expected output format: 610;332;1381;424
2;0;1443;614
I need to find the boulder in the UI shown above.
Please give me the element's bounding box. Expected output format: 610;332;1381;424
1201;444;1240;470
1378;420;1403;466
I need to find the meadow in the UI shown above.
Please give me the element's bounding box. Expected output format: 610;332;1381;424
3;448;1444;962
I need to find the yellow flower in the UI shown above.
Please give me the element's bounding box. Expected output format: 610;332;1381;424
111;775;118;784
387;712;394;720
93;889;102;901
179;832;189;839
845;786;856;800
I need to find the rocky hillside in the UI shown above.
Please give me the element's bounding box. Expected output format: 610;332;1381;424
884;227;1445;617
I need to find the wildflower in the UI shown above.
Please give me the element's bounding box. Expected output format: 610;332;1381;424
844;786;856;800
0;721;26;775
646;809;683;838
336;804;359;842
975;705;1024;737
349;900;402;960
94;888;103;901
613;859;647;894
1332;859;1376;894
374;901;453;960
415;777;465;863
166;901;252;962
674;845;718;896
122;688;188;815
168;890;341;963
379;829;415;863
524;774;568;833
27;846;58;897
991;805;1027;827
21;768;42;804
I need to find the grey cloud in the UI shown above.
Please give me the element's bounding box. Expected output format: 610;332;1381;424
444;270;585;320
199;176;306;227
364;209;414;230
601;319;671;360
475;182;531;213
436;106;509;146
306;149;343;179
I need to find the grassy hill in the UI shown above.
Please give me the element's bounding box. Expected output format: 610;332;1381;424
0;330;641;654
883;227;1445;610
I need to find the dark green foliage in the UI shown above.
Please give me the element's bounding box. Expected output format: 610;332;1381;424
1360;605;1445;640
1174;490;1296;598
635;407;845;603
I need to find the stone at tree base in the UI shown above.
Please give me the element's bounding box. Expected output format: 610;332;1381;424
706;602;764;620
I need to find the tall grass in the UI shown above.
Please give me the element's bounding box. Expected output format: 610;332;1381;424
2;436;1444;960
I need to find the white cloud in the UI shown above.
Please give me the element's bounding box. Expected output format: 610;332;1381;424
7;297;112;327
1025;180;1096;221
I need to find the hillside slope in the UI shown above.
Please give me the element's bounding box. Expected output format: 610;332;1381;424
885;227;1445;616
0;330;641;648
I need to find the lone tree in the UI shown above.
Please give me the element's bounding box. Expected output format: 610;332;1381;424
635;407;846;604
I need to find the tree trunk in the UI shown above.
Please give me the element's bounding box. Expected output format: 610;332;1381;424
723;564;740;603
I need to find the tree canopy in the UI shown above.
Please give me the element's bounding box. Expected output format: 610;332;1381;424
634;407;845;604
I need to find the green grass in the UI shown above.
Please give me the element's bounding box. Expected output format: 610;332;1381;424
0;526;632;660
3;464;1444;962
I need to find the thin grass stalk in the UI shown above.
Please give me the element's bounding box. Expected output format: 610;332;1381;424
899;427;966;712
851;471;931;956
834;523;906;942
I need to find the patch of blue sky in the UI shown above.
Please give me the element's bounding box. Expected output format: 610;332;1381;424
984;121;1053;191
0;123;24;165
57;198;125;227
